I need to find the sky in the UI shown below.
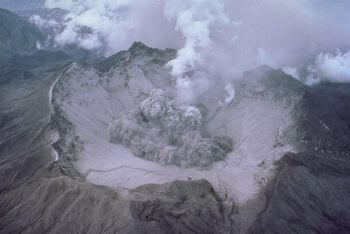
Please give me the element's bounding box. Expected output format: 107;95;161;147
0;0;45;10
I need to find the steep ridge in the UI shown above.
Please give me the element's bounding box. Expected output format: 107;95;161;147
0;8;43;54
248;82;350;233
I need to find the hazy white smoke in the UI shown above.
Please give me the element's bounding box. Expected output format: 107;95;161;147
45;0;134;51
43;0;350;88
164;0;229;78
306;50;350;85
29;14;58;29
163;0;230;103
44;0;181;54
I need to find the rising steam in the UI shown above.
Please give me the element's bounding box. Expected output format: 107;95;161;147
306;50;350;85
41;0;350;90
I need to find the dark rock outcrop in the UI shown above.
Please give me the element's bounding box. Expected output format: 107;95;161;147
130;179;236;234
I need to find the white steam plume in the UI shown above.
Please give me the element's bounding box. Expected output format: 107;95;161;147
42;0;350;90
44;0;182;54
163;0;229;103
164;0;229;78
29;14;58;29
306;50;350;85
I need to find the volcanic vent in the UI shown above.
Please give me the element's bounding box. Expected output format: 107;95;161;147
109;88;233;168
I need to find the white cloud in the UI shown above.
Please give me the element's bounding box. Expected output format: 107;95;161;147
29;14;58;28
44;0;181;55
307;50;350;85
42;0;350;92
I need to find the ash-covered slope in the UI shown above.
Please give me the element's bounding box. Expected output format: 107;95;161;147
210;66;350;159
51;42;178;170
248;81;350;234
0;81;228;233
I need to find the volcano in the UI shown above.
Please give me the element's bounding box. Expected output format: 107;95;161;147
1;6;350;234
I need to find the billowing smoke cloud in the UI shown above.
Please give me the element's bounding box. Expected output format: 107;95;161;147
44;0;182;54
29;14;58;29
306;50;350;85
164;0;228;77
41;0;350;92
162;0;230;103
